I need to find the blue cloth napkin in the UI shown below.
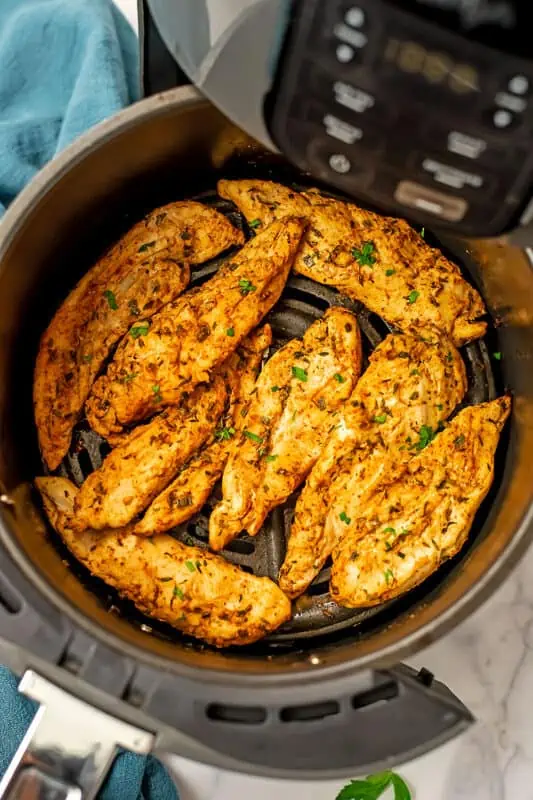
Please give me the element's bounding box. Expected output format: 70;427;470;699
0;2;179;797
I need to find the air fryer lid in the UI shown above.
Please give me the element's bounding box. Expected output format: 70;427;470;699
0;88;531;780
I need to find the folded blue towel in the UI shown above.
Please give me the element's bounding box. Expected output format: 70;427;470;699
0;1;179;797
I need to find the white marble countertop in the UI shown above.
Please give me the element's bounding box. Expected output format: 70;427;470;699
111;3;533;797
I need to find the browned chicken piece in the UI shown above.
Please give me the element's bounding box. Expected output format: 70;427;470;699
34;201;243;471
74;375;226;530
209;307;363;552
134;325;272;535
36;477;291;647
278;334;467;599
86;217;306;440
330;396;511;608
218;179;486;346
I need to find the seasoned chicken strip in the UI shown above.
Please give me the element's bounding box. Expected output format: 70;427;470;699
34;201;243;470
209;307;362;551
86;217;306;440
134;325;272;535
74;376;226;530
36;477;291;647
279;334;467;598
218;179;486;346
330;396;511;607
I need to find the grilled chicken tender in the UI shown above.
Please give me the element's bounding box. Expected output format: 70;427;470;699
218;179;486;346
135;325;272;535
209;307;363;551
36;478;291;647
74;376;226;530
34;201;243;470
279;334;467;598
86;217;306;440
330;396;511;608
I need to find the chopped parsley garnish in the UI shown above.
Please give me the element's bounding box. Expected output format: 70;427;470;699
180;230;191;240
249;218;261;229
265;454;278;463
413;424;435;451
82;354;93;363
152;384;163;403
436;403;443;410
271;385;280;392
420;227;425;238
446;351;453;362
130;322;150;339
292;366;308;382
339;511;351;525
384;568;394;585
128;299;140;317
226;327;235;337
352;241;376;266
173;585;184;599
493;351;502;361
407;290;419;304
410;369;420;376
385;268;396;276
244;430;263;444
138;240;156;252
454;434;466;447
185;561;196;573
215;426;235;441
383;527;396;535
103;289;118;310
334;373;346;383
119;372;138;384
373;414;387;424
238;278;256;295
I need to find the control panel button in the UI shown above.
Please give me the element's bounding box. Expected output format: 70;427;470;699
494;91;527;114
333;22;368;50
304;101;384;152
508;74;530;95
323;113;363;144
485;108;519;130
394;181;468;222
329;153;352;174
447;131;487;160
419;156;484;190
307;138;375;189
336;43;356;64
334;81;375;113
344;6;366;28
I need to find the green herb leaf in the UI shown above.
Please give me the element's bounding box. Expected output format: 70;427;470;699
265;454;278;463
244;430;263;444
407;290;419;304
436;403;443;410
180;230;191;240
292;366;308;382
103;289;118;310
226;327;235;337
82;354;93;363
334;373;346;383
152;384;163;403
384;568;394;585
173;585;184;599
390;774;412;800
493;351;502;360
454;434;466;447
385;268;396;276
352;241;376;267
119;372;138;384
410;368;420;376
238;278;256;295
383;527;396;535
412;424;435;451
249;218;261;229
271;385;280;392
420;227;425;238
339;511;351;525
215;426;235;441
138;240;156;253
185;561;196;573
373;414;387;424
446;351;453;363
130;322;150;339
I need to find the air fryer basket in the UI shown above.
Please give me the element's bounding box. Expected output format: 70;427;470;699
0;88;532;782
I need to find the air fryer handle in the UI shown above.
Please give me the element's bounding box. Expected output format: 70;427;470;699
0;671;154;800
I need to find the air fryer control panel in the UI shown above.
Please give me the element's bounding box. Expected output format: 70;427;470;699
268;0;533;237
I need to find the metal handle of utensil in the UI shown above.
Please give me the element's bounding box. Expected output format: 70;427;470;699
0;670;154;800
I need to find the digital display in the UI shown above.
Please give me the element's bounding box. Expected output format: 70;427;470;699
383;38;481;93
383;0;531;58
